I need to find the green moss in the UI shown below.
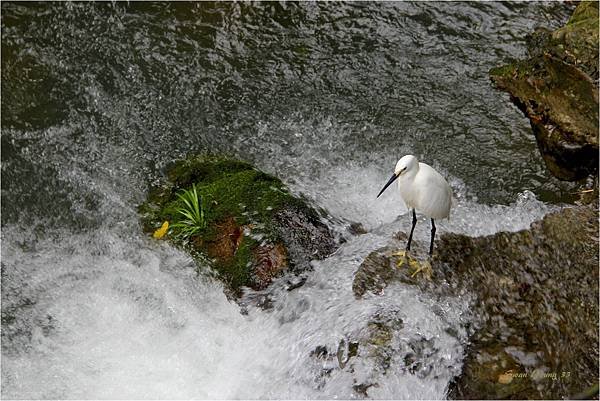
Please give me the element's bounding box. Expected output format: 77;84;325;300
167;156;255;188
489;61;532;82
218;235;255;293
139;155;316;293
489;64;516;78
197;169;292;239
143;155;306;234
567;1;599;25
553;2;599;69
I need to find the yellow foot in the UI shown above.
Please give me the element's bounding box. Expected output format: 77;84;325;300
391;250;411;269
391;250;408;258
410;259;432;279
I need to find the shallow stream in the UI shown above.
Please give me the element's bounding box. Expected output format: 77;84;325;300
2;2;574;398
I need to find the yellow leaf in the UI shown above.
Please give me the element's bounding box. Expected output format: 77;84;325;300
153;221;169;239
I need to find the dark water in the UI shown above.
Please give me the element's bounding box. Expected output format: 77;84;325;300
2;1;575;229
1;2;576;399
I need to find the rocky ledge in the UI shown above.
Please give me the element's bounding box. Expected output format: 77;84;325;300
490;1;599;181
139;155;338;297
353;205;599;399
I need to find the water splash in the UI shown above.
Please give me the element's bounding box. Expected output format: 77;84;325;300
2;2;573;399
2;222;472;399
1;181;554;399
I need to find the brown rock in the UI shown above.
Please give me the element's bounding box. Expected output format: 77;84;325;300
252;243;288;290
200;217;244;262
490;2;599;180
353;205;599;399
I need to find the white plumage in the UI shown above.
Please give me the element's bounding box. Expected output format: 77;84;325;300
377;154;452;255
396;155;452;220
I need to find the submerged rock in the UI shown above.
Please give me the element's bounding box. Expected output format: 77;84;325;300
309;306;413;398
490;2;599;181
353;205;599;399
139;155;338;297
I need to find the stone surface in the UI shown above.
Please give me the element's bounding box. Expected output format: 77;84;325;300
442;206;599;399
490;2;599;181
352;233;436;299
353;205;599;399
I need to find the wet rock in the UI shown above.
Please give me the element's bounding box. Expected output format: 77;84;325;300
441;205;599;399
348;222;368;235
252;243;288;289
353;383;377;397
336;338;360;369
285;276;307;291
273;206;337;274
352;236;434;299
306;305;408;397
362;316;401;375
311;345;329;360
308;345;337;390
490;2;599;180
346;309;410;393
404;336;437;378
354;205;598;399
239;293;273;314
139;155;338;297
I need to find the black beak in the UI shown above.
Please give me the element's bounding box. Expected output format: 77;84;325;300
377;173;399;198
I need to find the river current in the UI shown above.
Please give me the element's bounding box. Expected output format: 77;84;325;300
1;2;573;399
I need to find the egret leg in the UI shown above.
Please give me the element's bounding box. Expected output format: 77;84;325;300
406;209;417;251
429;219;436;255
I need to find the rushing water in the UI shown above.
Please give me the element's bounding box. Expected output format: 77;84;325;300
2;2;574;399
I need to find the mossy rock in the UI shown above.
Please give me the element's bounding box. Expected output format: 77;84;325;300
139;155;338;296
568;1;599;24
489;1;599;181
353;205;598;399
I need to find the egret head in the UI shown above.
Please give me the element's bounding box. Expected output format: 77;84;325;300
394;155;418;176
377;155;419;198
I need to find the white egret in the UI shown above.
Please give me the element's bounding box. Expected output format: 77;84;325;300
377;155;452;255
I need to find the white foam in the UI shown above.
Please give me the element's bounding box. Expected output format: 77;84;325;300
2;150;559;400
287;161;557;238
2;222;471;399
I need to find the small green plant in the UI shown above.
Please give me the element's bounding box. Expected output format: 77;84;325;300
171;183;206;240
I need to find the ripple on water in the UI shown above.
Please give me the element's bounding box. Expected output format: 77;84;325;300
1;1;576;399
